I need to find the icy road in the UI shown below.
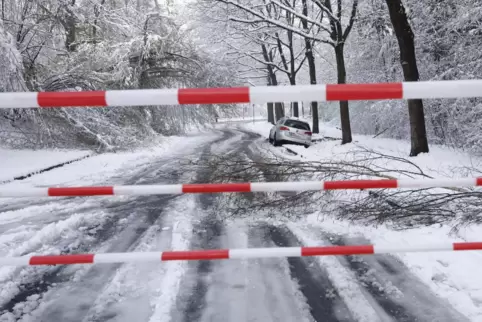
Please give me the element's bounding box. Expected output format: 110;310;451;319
0;128;469;321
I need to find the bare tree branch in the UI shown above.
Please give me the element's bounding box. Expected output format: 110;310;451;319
342;0;358;40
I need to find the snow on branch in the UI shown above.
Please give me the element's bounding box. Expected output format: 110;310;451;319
311;0;340;23
342;0;359;40
269;0;331;34
225;41;290;74
229;16;267;24
217;0;333;44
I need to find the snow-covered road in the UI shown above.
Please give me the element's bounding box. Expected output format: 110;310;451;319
0;128;470;321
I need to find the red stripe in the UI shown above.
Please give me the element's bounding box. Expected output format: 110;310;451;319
477;178;482;186
29;254;94;265
453;242;482;251
326;83;403;101
182;183;251;193
301;245;374;256
38;91;107;107
161;249;229;261
178;87;250;104
48;186;114;196
323;179;398;190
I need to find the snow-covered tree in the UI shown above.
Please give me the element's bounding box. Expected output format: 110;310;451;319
0;0;236;149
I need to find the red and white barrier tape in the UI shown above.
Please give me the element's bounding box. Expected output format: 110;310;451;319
2;80;482;108
2;242;482;266
1;178;480;198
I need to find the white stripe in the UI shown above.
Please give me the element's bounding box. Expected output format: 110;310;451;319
374;244;453;254
249;85;326;104
229;247;301;259
105;89;179;106
0;256;31;266
94;252;162;263
397;178;476;188
0;188;48;198
0;93;39;108
251;181;323;192
403;80;482;99
113;185;183;195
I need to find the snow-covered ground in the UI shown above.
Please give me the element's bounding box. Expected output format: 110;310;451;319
0;132;221;321
0;134;213;188
0;149;92;182
241;120;482;321
242;120;482;179
0;124;481;321
217;116;267;124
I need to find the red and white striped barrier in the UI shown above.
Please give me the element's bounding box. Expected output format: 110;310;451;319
2;242;482;266
1;178;480;198
2;80;482;108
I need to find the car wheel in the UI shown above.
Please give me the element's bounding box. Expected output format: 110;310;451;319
268;134;273;144
273;133;281;147
304;144;309;149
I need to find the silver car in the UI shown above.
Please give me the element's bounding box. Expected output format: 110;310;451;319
268;117;312;148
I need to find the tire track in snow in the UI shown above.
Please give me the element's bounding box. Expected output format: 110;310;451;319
174;129;353;321
72;195;196;322
289;223;468;321
261;224;355;322
246;224;323;322
172;129;264;322
0;194;179;321
173;212;224;322
174;221;314;322
22;147;203;321
323;232;469;322
241;126;468;321
173;131;232;322
0;153;195;320
229;129;356;321
0;208;122;315
0;132;223;321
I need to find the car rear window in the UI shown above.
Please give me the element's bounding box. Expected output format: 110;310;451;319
284;120;311;131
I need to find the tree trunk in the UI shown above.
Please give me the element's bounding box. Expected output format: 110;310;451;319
289;77;299;117
65;15;76;51
92;0;106;43
262;43;278;124
286;29;299;117
274;103;284;122
292;102;299;117
311;101;319;132
63;0;77;52
334;43;352;144
385;0;429;156
267;68;284;122
267;102;275;124
269;70;284;121
275;103;284;121
306;41;318;133
301;0;318;133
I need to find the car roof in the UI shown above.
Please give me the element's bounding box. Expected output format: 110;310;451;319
284;117;309;124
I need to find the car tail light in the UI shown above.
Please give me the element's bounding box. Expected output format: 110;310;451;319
279;126;290;131
305;131;312;136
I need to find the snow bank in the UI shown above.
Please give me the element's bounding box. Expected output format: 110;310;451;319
0;149;92;182
241;121;482;180
217;117;266;123
0;133;216;190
